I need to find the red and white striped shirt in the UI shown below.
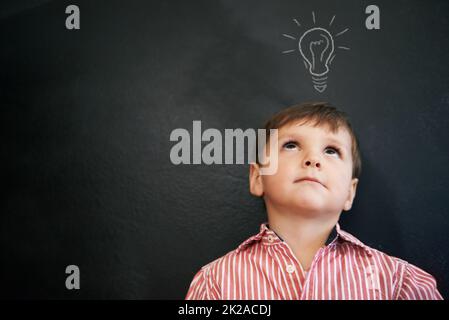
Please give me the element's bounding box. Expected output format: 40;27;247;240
186;223;442;300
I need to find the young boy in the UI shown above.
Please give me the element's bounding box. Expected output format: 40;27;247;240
185;102;443;300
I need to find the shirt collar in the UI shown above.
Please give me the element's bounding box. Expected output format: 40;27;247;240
236;222;371;253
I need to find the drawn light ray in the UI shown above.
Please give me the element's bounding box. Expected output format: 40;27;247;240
335;28;349;37
329;15;336;26
282;34;296;40
293;19;301;27
282;49;296;54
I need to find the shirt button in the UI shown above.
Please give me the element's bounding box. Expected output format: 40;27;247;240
286;265;296;274
267;235;274;243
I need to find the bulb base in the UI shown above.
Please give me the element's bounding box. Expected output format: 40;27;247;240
311;76;328;93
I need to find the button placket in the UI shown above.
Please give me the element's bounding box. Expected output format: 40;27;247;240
302;246;328;300
265;239;304;299
276;242;304;300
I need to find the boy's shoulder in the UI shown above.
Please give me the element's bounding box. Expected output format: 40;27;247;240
195;223;271;274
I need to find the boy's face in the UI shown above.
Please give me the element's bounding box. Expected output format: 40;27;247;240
250;121;359;217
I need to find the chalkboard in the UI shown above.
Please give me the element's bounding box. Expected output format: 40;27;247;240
1;0;448;299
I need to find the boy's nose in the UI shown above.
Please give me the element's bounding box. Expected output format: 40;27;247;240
304;159;321;168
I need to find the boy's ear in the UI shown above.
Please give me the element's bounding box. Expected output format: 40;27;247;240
343;178;358;211
249;163;264;197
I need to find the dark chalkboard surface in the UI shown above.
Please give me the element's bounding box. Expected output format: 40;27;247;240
1;0;448;299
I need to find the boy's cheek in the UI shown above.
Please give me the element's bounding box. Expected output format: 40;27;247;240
263;174;290;193
334;165;353;182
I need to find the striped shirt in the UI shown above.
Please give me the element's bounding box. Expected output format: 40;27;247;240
186;223;442;300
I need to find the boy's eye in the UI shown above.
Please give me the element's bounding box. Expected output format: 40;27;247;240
283;141;298;149
325;147;341;156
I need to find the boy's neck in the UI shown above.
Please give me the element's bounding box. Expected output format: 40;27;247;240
266;209;340;263
268;216;338;246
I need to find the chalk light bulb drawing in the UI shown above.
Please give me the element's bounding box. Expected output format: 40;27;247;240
299;28;334;92
283;12;350;93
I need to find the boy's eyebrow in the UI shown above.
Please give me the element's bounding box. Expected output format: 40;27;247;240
325;137;346;147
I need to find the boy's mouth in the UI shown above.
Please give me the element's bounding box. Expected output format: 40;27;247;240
294;176;326;188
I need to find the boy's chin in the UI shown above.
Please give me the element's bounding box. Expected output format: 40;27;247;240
288;200;334;217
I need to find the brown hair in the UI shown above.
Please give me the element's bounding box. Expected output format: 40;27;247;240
259;102;362;179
